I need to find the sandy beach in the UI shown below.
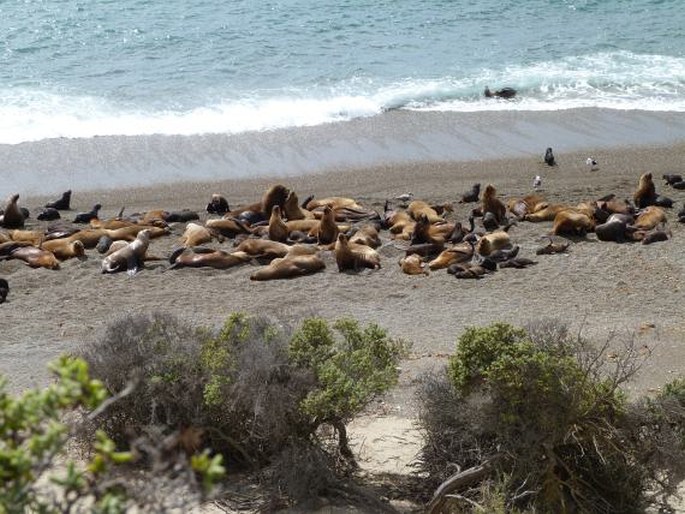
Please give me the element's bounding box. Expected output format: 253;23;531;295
2;109;685;509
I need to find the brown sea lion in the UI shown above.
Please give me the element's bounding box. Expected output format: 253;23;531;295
523;203;570;222
481;185;506;224
507;193;545;219
551;210;595;237
348;224;381;248
0;241;60;269
306;196;362;211
41;239;86;260
411;215;454;246
106;225;169;242
407;200;443;223
312;205;339;245
535;238;570;255
234;238;291;261
334;233;381;271
283;190;314;220
268;206;289;242
45;190;72;210
205;217;253;237
631;206;667;231
399;254;428;275
250;254;325;281
447;259;496;279
101;229;151;274
1;194;25;229
499;257;538;269
169;247;252;270
633;172;657;209
427;241;474;270
8;229;44;246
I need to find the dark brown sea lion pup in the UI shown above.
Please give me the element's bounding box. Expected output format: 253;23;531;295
535;238;569;255
481;184;507;224
101;229;151;274
498;257;538;269
1;194;25;229
663;174;683;186
74;204;102;224
459;183;481;203
484;86;517;99
45;190;72;210
37;208;61;221
641;226;671;245
206;193;230;215
0;278;8;304
250;254;325;281
335;233;381;271
447;258;497;279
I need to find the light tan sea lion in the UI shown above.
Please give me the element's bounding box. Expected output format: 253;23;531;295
205;217;253;237
507;193;545;218
106;225;169;242
283;190;314;220
306;196;362;211
234;238;291;261
632;206;667;231
475;231;511;256
634;172;657;209
8;229;44;246
334;233;381;271
285;219;320;233
407;200;444;224
250;254;325;281
399;254;428;275
41;239;86;260
411;215;455;246
180;222;213;247
169;247;252;270
348;224;381;248
101;229;151;274
523;203;571;222
1;194;25;229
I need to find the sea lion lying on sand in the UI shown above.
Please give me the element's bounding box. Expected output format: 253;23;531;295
101;229;151;274
335;233;381;271
250;254;325;281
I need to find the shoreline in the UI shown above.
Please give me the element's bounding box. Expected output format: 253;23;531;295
1;139;684;400
3;108;685;198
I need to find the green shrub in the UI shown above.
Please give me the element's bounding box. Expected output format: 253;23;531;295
418;320;684;514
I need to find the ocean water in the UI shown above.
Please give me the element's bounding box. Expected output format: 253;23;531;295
1;0;685;194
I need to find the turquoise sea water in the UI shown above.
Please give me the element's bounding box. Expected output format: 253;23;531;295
1;0;685;144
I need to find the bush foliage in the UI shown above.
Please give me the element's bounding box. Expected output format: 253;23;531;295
418;320;685;514
81;311;407;502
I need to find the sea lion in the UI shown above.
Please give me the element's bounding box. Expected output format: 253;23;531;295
348;224;382;248
507;193;545;219
74;204;102;224
0;242;60;269
484;86;517;99
447;259;496;279
250;254;325;281
411;215;454;246
631;206;666;231
459;183;481;203
488;245;520;262
481;185;507;224
306;196;362;211
633;173;657;209
8;229;44;246
427;241;474;270
551;210;595;237
45;190;72;210
663;174;683;186
475;231;511;256
268;206;289;242
234;238;291;261
399;254;428;275
671;181;685;190
535;238;569;255
544;147;556;167
169;247;252;270
653;195;673;209
283;190;314;220
481;211;499;232
0;278;8;304
206;194;230;215
164;209;200;223
334;233;381;271
41;239;86;260
312;205;339;245
180;222;214;247
101;229;151;274
1;194;25;229
498;257;538;269
407;200;443;224
205;217;253;237
96;235;114;254
595;216;630;243
640;226;671;245
37;208;61;221
523;204;570;222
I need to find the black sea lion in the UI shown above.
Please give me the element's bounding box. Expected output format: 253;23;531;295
0;278;8;303
544;147;556;167
641;226;671;245
45;190;72;210
459;183;481;203
74;204;102;224
1;194;25;229
484;86;517;99
663;174;683;186
37;208;61;221
101;229;151;274
206;194;230;215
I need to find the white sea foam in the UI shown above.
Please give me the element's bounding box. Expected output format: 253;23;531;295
1;52;683;144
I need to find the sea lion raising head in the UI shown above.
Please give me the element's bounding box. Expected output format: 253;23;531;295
1;194;25;229
101;229;151;274
45;190;72;210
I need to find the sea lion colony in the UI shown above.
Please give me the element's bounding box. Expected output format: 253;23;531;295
0;173;681;286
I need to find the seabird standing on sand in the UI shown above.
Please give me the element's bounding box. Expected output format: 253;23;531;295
533;175;542;190
586;157;599;171
544;147;557;167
